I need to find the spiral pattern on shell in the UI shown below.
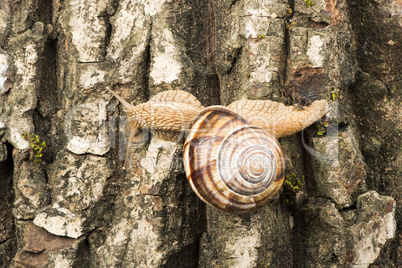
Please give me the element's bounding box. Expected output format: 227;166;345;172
183;106;285;213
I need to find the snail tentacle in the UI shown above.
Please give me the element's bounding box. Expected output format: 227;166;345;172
107;87;135;111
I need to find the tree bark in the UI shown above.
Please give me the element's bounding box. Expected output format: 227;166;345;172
0;0;400;267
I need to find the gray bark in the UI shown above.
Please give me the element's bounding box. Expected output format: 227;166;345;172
0;0;400;267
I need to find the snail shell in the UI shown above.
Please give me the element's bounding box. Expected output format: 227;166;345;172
183;106;285;213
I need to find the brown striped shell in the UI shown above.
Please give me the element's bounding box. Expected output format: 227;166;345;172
183;106;285;213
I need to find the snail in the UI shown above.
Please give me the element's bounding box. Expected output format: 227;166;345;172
107;88;329;213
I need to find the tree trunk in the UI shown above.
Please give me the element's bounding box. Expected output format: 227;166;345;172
0;0;400;267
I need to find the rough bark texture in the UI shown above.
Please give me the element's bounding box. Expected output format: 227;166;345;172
0;0;400;267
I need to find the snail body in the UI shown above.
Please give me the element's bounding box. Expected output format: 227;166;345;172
227;98;329;139
107;88;204;140
107;88;328;213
